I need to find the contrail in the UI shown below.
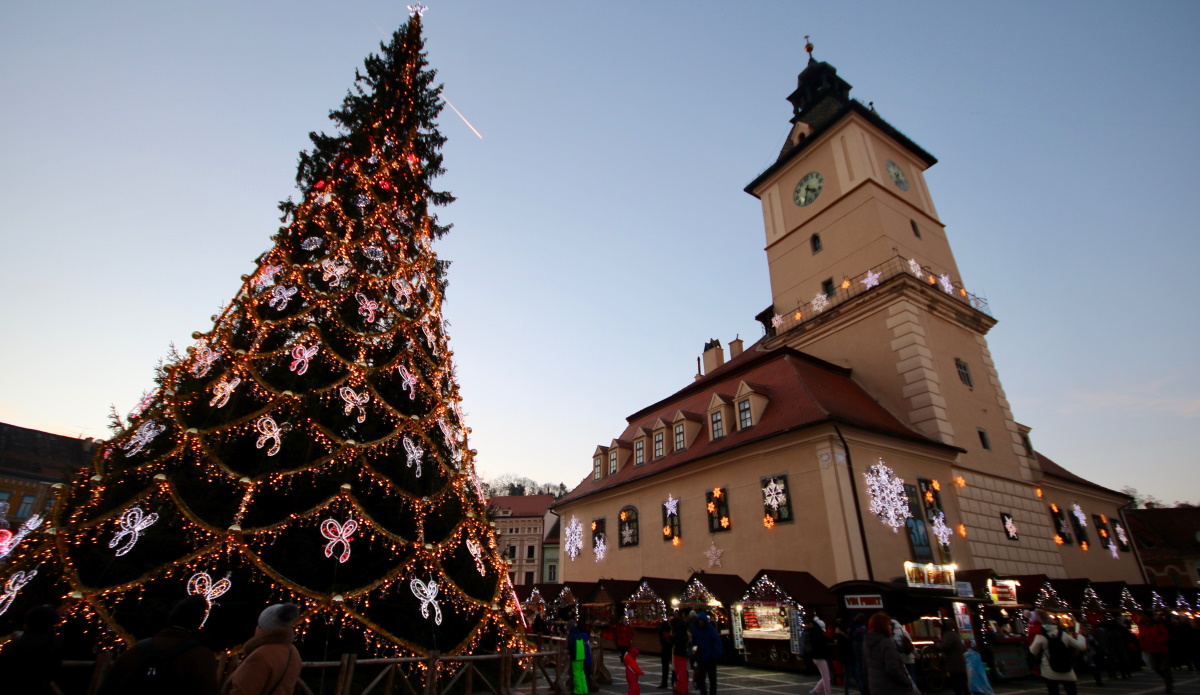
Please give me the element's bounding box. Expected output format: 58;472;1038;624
442;96;483;139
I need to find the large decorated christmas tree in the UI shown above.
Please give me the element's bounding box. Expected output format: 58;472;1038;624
0;10;527;658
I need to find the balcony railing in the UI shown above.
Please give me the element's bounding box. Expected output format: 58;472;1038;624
763;254;991;336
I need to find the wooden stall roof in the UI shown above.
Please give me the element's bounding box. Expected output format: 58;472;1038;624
1006;574;1052;608
1090;581;1131;609
744;570;836;606
588;578;640;605
685;572;750;605
634;577;688;604
555;581;598;605
1052;578;1092;610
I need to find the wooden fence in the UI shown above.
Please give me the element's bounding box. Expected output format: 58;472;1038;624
62;635;610;695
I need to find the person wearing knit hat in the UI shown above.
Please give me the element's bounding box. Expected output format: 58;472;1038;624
223;603;303;695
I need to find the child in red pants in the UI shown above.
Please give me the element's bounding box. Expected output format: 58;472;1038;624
624;645;644;695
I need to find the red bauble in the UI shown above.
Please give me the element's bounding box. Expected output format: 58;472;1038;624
314;180;327;190
380;181;391;191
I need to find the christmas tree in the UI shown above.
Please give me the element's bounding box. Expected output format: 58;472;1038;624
0;10;527;659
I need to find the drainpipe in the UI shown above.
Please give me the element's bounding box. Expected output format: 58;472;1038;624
834;424;874;581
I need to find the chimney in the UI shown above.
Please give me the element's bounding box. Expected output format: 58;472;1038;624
701;339;725;375
729;337;744;359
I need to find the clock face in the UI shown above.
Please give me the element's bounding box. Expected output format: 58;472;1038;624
793;172;824;207
885;160;910;192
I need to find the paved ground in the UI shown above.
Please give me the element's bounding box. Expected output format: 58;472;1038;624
587;653;1200;695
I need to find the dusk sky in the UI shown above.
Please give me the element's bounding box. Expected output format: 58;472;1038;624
1;1;1196;506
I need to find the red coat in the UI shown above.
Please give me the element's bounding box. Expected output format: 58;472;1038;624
615;624;634;648
225;628;303;695
624;648;644;695
1137;620;1169;654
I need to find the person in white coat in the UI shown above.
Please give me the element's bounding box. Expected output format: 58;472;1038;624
890;620;918;691
1029;610;1086;695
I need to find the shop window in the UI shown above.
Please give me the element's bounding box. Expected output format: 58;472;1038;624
1048;503;1073;545
760;475;793;525
955;359;974;387
706;487;731;533
619;505;639;547
662;499;681;543
710;411;724;439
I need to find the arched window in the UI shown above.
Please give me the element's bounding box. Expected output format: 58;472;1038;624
619;506;639;547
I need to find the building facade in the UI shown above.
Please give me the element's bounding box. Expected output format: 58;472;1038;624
488;494;556;586
553;50;1141;589
0;421;95;529
1125;508;1200;588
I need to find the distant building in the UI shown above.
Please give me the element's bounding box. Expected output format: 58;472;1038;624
1125;508;1200;587
0;421;95;527
488;494;556;586
543;516;561;583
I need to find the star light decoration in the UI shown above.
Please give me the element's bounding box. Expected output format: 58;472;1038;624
862;269;881;289
664;494;679;518
704;541;725;568
407;2;428;17
931;511;953;547
593;534;607;562
762;479;787;511
564;516;584;560
864;460;911;533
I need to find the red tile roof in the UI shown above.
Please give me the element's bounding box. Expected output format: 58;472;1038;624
488;494;556;518
554;342;955;508
1034;452;1131;500
1125;508;1200;558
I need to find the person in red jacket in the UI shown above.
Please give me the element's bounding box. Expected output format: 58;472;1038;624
1137;613;1172;693
616;618;635;660
625;645;645;695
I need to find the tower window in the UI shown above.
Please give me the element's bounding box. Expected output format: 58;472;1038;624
910;220;922;239
955;359;974;387
821;278;836;299
810;234;823;254
674;424;685;451
977;429;991;451
710;411;724;439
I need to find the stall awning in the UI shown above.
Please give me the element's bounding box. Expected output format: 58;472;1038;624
683;572;750;607
742;570;836;607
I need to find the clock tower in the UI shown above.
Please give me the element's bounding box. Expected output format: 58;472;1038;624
746;46;1039;486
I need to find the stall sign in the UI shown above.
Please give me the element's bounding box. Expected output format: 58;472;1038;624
952;602;976;650
788;608;803;655
956;582;974;598
844;594;884;610
989;580;1018;606
733;608;745;651
903;562;956;590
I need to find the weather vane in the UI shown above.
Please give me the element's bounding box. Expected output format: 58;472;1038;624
805;35;814;56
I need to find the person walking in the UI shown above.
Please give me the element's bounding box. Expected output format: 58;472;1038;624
616;617;635;660
890;619;917;690
851;614;869;695
936;621;968;695
1029;610;1087;695
1137;613;1172;693
672;612;691;695
808;616;834;695
625;645;645;695
222;603;303;695
863;612;913;695
691;611;723;695
658;615;674;689
568;620;592;695
101;595;220;695
0;605;63;695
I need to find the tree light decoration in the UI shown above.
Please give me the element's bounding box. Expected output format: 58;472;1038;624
1151;591;1167;612
320;518;358;563
397;365;419;398
209;377;241;408
704;541;725;568
187;571;232;627
391;276;414;308
355;292;380;322
938;274;954;293
812;292;830;312
128;388;159;419
1120;587;1141;612
339;386;370;423
289;344;318;375
862;269;881;289
403;436;424;477
122;421;165;456
593;534;607;562
301;236;324;250
466;539;486;575
664;494;679;517
0;569;37;618
255;415;290;456
864;460;911;532
565;516;584;560
188;343;222;377
108;507;159;557
762;479;787;510
363;246;385;260
931;511;953;547
410;578;442;624
0;515;43;560
268;285;298;309
320;256;352;287
252;264;283;289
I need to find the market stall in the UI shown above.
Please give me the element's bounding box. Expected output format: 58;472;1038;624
585;578;639;649
622;577;686;654
733;570;835;670
677;573;749;664
549;581;597;632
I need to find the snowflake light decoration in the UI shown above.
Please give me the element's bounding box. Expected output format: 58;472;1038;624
938;274;954;293
407;2;428;17
564;516;584;560
1114;522;1129;547
593;534;607;562
771;314;784;329
300;237;323;250
931;511;953;547
1002;514;1019;540
1110;543;1120;559
664;494;679;517
704;541;725;568
363;245;385;260
862;269;881;289
1072;504;1088;528
812;292;830;313
909;258;923;276
762;479;787;511
864;460;911;533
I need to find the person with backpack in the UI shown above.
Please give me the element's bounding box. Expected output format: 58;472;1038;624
568;620;592;695
890;619;917;691
222;603;303;695
101;595;220;695
1028;610;1086;695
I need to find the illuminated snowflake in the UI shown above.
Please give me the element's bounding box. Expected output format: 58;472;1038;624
1114;522;1128;547
938;274;954;293
762;479;787;511
771;313;784;329
301;237;323;251
931;511;953;547
1072;504;1087;528
862;269;881;289
909;258;923;276
593;534;607;562
664;493;679;517
1110;543;1120;559
864;460;911;533
1003;515;1019;540
812;292;829;313
565;516;584;560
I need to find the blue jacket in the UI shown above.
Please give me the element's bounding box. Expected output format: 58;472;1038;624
693;620;723;661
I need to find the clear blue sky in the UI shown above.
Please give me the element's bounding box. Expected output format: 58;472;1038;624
1;1;1196;506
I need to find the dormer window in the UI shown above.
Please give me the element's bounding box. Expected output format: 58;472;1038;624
653;432;664;458
674;424;685;452
635;440;645;465
710;411;724;439
608;450;618;475
593;456;602;480
738;399;753;429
